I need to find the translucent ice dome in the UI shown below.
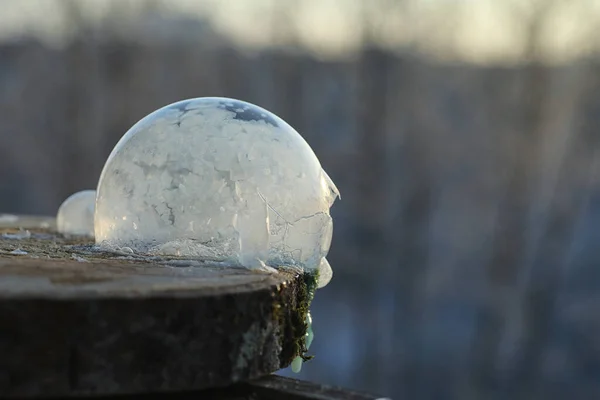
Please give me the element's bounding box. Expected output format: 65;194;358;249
95;97;339;276
57;190;96;236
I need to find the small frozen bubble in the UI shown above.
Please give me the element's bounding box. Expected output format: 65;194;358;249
291;356;303;373
10;249;28;255
0;214;18;224
305;313;314;350
95;97;339;282
71;254;89;263
291;312;315;374
56;190;96;237
3;229;31;240
120;246;134;254
317;258;333;288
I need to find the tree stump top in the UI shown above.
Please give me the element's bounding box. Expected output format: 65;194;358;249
0;257;289;300
0;217;309;398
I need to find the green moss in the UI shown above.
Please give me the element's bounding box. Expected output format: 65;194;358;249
273;268;319;371
298;269;319;361
303;268;319;304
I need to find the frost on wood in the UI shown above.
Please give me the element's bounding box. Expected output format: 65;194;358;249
95;97;339;279
56;190;96;236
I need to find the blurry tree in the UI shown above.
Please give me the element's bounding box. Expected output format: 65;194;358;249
59;0;107;197
270;0;301;48
355;1;436;396
468;0;591;397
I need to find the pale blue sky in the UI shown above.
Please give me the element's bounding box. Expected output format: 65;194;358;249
0;0;599;64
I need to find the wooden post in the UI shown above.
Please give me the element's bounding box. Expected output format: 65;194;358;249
0;218;311;398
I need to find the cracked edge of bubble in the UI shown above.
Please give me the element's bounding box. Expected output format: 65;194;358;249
322;169;341;200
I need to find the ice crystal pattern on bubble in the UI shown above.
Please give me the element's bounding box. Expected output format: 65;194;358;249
95;97;339;279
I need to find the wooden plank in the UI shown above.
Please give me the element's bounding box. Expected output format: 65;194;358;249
38;375;391;400
243;375;391;400
0;221;310;398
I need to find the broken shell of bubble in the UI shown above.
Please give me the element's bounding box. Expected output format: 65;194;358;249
56;190;96;237
94;97;340;286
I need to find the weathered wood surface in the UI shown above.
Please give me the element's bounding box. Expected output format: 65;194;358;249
0;221;308;398
48;375;391;400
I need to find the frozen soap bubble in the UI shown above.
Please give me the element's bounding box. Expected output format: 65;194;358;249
95;97;339;278
317;258;333;288
57;190;96;236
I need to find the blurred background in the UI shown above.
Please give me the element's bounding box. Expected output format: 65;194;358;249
1;0;600;398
